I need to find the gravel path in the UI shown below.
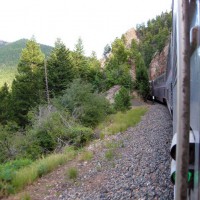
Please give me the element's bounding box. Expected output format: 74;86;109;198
57;104;174;200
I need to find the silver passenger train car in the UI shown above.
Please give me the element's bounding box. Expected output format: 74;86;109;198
151;0;200;199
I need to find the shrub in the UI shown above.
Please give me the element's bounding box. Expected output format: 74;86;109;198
0;159;32;182
16;132;43;160
35;129;56;153
0;159;32;196
66;126;93;147
0;123;20;163
60;79;111;127
114;87;131;111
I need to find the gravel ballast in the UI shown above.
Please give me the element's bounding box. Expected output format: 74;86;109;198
56;104;174;200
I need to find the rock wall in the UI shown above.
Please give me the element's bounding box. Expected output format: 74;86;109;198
129;62;136;80
100;28;139;82
149;43;169;80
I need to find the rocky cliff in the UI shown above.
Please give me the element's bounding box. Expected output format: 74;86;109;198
124;28;139;80
149;43;169;80
101;28;138;81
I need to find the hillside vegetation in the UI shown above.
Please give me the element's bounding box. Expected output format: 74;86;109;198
0;11;172;197
0;40;8;47
136;11;172;66
0;39;52;87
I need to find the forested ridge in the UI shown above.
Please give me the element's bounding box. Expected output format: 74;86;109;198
0;39;52;87
0;11;171;197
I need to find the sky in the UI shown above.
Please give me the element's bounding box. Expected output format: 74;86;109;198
0;0;172;58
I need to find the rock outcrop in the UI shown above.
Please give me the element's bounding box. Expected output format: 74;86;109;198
100;28;139;80
105;85;121;104
123;28;139;48
149;43;169;80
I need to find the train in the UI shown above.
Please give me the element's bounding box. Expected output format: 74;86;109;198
150;0;200;199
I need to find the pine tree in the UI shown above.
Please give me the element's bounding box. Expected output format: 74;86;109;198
47;39;74;97
11;39;45;126
0;83;11;124
71;38;88;80
130;41;149;100
103;44;111;58
86;51;101;85
114;86;131;111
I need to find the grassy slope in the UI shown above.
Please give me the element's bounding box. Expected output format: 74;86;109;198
0;106;148;197
98;106;148;136
0;39;52;88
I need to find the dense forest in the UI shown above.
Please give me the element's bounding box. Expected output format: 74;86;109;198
0;11;171;196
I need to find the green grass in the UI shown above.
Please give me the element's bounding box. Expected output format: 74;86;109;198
0;147;78;196
105;140;124;149
98;106;148;136
12;151;77;192
20;192;31;200
104;140;124;161
63;146;78;159
66;167;78;180
79;150;93;161
105;149;114;161
0;159;32;182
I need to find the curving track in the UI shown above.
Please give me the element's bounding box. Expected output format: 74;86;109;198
58;104;174;200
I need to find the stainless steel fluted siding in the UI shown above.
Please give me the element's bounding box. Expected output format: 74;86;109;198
175;0;190;199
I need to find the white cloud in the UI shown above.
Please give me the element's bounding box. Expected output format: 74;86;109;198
0;0;172;58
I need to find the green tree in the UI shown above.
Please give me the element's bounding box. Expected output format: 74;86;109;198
103;44;111;58
86;51;102;89
60;79;111;127
136;64;149;100
136;11;172;66
71;38;88;79
114;87;131;111
47;39;74;97
111;38;129;64
129;40;150;100
11;39;45;126
0;83;11;124
102;38;132;90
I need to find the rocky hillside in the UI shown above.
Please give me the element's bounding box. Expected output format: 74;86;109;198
5;104;173;200
100;27;139;77
123;27;139;48
149;43;169;80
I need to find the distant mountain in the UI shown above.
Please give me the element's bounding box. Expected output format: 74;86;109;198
0;39;53;88
0;39;52;66
0;40;8;48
